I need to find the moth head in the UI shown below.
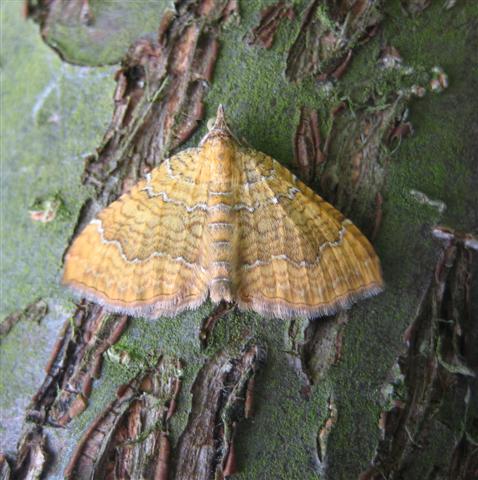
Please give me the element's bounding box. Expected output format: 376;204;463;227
200;104;237;146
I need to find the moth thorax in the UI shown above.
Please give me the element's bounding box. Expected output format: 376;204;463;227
204;136;236;179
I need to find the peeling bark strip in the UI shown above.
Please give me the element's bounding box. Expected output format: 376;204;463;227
245;2;294;49
199;301;235;348
64;356;182;479
371;191;383;241
286;0;382;82
174;343;266;479
0;454;12;480
26;303;129;427
302;311;349;384
50;313;129;426
362;229;477;479
293;107;324;184
0;298;48;339
317;396;338;464
8;426;48;480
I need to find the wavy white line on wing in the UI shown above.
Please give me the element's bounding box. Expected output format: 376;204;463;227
241;220;352;270
92;219;206;272
142;181;300;213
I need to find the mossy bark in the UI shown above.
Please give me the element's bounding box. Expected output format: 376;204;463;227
1;1;477;479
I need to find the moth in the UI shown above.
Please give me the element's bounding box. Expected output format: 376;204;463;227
63;106;383;319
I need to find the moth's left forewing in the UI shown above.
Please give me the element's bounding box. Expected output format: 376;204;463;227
62;149;211;317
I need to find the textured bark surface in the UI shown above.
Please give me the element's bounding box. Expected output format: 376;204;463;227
1;1;477;479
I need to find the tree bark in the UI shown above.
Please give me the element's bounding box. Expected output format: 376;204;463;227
1;1;477;479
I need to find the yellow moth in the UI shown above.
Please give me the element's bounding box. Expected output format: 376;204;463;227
63;106;383;319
